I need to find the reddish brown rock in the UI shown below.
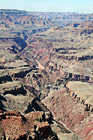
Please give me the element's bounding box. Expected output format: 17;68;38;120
0;110;58;140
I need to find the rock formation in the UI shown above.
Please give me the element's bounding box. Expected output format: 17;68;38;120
0;110;58;140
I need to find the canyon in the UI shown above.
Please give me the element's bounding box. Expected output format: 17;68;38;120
0;9;93;140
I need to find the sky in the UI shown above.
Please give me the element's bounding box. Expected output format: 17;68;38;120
0;0;93;13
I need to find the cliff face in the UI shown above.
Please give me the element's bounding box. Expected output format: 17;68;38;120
0;36;27;54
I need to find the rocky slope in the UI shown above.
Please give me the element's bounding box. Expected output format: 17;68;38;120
42;87;93;140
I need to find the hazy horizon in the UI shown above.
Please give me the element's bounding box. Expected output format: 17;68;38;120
0;0;93;14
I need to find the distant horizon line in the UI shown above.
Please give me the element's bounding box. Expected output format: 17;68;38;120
0;8;93;14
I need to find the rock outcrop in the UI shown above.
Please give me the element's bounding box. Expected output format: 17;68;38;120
0;70;12;84
0;81;26;95
66;81;93;112
0;110;59;140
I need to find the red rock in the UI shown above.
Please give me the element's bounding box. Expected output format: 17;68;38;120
0;110;58;140
84;133;93;140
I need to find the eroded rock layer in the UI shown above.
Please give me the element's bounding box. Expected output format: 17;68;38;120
42;87;93;140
